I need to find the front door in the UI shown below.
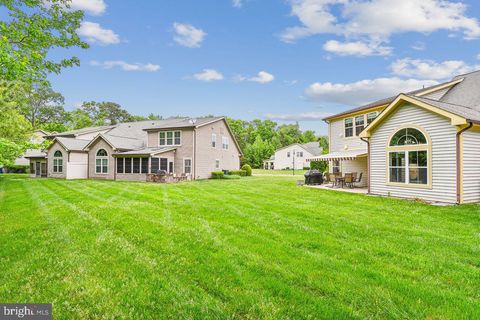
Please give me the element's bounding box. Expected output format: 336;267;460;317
35;162;41;177
41;163;47;177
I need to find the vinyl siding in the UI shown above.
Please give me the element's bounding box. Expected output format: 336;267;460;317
329;118;368;153
273;145;313;170
195;119;241;179
330;158;368;187
370;103;458;203
462;128;480;203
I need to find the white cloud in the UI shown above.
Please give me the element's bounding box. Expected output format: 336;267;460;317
390;58;479;80
236;71;275;84
265;111;332;121
90;60;160;72
173;23;206;48
411;41;426;51
232;0;242;8
323;40;392;56
70;0;106;15
305;77;438;105
192;69;224;81
282;0;480;55
77;21;120;45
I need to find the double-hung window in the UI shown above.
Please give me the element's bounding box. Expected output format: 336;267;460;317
53;150;63;173
222;136;229;150
367;112;377;125
344;118;353;137
184;158;192;174
355;115;365;136
388;128;429;186
159;131;181;146
212;133;216;148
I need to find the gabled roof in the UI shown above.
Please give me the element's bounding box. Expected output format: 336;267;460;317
46;125;115;138
83;133;145;151
142;117;225;130
24;150;47;158
323;78;464;121
47;137;91;152
359;94;476;138
274;142;323;156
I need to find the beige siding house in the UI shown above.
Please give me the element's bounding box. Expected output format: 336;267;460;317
28;117;241;181
311;70;480;204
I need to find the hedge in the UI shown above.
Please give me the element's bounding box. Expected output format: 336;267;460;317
211;171;224;179
241;164;252;176
229;170;247;176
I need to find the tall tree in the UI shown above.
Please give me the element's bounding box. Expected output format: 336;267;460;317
21;84;66;129
0;0;88;83
78;101;134;126
243;135;276;169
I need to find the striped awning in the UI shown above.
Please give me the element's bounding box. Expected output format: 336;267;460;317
307;150;367;161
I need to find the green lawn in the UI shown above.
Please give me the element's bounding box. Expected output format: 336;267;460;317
253;168;307;175
1;174;479;319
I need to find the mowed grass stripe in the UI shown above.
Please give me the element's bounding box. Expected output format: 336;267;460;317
1;175;480;319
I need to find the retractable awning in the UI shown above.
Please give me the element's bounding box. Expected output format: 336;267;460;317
307;150;367;161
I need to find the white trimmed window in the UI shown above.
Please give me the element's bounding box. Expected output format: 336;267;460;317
95;149;109;174
344;118;353;137
332;160;340;173
184;158;192;174
222;136;229;150
367;112;378;125
159;130;182;146
388;128;429;185
215;159;220;169
212;133;216;148
53;150;63;173
355;115;365;136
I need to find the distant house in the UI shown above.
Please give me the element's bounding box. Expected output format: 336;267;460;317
26;117;242;180
264;142;322;170
309;70;480;204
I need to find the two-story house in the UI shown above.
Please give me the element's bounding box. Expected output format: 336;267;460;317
309;70;480;204
26;117;242;181
263;142;322;170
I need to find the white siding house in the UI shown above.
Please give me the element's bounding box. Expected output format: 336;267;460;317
315;70;480;204
264;142;322;170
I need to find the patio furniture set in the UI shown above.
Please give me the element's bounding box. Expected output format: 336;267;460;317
304;170;363;188
146;170;190;183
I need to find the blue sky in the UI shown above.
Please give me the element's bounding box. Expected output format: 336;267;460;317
49;0;480;134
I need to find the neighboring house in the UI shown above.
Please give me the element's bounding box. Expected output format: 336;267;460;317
14;129;49;166
309;70;480;204
264;142;322;170
26;117;242;181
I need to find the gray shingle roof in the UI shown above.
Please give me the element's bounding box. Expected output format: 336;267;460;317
56;137;90;151
301;142;323;156
49;125;115;137
411;96;480;122
142;117;225;130
115;147;177;156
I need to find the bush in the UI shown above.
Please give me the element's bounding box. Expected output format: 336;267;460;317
230;170;247;176
211;171;224;179
4;165;29;173
310;161;327;173
241;164;252;176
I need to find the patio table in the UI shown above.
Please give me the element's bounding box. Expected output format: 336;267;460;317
335;176;345;188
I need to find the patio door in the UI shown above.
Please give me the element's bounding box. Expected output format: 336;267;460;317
35;162;41;177
168;161;174;174
41;163;47;177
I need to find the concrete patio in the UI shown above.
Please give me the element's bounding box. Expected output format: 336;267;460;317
304;184;368;194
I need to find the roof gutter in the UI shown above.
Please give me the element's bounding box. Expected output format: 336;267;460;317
456;122;473;204
360;137;370;194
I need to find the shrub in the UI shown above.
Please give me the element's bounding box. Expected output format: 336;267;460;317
310;161;327;173
4;165;29;173
241;164;252;176
211;171;224;179
230;170;247;177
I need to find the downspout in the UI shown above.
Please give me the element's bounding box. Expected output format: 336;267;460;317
193;128;197;180
456;122;473;204
360;137;370;194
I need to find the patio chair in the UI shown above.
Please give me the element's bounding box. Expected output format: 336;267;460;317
344;173;354;188
352;172;363;187
328;173;337;187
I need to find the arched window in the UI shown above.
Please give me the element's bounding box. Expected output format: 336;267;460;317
388;127;430;187
96;149;108;174
53;150;63;173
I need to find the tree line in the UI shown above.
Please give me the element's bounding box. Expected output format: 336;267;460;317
0;0;328;169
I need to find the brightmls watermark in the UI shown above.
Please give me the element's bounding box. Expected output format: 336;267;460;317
0;304;51;320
